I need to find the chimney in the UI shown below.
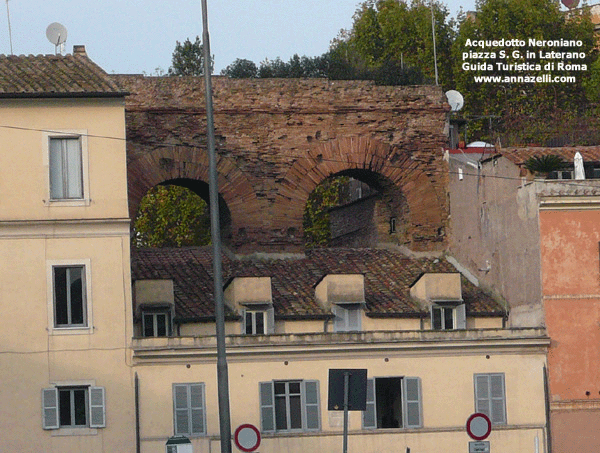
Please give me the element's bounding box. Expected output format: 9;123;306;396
73;45;87;57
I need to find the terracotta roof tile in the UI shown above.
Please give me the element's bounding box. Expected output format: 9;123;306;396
500;146;600;165
131;247;505;322
0;50;126;98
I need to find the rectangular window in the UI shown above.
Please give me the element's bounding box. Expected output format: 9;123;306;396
49;137;83;200
333;304;362;332
42;386;105;430
431;303;466;330
241;307;274;335
245;310;266;335
142;310;171;337
54;266;86;328
474;373;506;425
259;380;320;433
173;383;206;436
363;377;422;429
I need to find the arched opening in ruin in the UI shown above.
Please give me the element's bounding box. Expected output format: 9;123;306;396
131;177;232;248
303;169;409;248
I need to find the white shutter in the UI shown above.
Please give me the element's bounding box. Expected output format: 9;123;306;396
456;304;467;329
302;380;320;431
402;377;422;428
42;388;59;430
362;378;376;429
259;382;275;433
89;386;106;428
332;305;346;332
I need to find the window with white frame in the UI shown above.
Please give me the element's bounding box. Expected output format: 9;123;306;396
259;380;320;433
49;137;84;200
362;376;422;429
142;309;171;337
474;373;506;425
431;303;466;330
42;386;105;430
173;383;206;436
53;266;87;328
332;304;362;332
241;306;274;335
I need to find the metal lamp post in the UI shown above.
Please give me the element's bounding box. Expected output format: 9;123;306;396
200;1;232;452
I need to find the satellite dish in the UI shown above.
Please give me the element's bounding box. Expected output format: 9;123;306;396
445;90;464;112
46;22;67;54
561;0;579;8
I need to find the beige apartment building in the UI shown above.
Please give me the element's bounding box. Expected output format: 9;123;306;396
0;48;135;451
0;48;550;453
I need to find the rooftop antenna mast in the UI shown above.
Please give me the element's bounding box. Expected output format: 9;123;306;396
46;22;67;55
5;0;12;54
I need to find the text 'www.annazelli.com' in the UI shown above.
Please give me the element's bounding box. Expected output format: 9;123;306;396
473;74;576;83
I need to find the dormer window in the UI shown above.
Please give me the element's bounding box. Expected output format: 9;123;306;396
332;304;362;332
142;308;172;337
224;277;275;335
431;302;466;330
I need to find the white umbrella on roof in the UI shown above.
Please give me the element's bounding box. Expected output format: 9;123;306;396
574;152;585;180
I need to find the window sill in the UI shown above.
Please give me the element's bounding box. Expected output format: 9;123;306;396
51;427;98;436
48;326;94;335
45;199;91;207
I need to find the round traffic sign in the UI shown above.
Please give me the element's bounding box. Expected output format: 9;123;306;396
466;413;492;441
234;424;261;452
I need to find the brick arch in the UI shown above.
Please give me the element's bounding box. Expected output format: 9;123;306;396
127;145;262;237
277;136;447;249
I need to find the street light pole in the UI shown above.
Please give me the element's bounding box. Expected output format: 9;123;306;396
200;1;232;452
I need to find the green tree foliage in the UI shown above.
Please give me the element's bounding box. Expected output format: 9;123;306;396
336;0;455;86
303;176;350;247
132;185;211;248
168;37;213;76
453;0;597;144
524;154;567;174
221;58;258;78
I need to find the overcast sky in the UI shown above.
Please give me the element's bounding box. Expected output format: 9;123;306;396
1;0;496;75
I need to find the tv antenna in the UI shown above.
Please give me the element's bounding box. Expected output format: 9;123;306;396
5;0;12;54
46;22;68;55
445;90;464;112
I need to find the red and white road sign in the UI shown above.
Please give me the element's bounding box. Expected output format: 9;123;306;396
234;424;261;452
466;413;492;441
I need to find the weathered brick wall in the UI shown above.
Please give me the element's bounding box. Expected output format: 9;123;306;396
114;75;449;252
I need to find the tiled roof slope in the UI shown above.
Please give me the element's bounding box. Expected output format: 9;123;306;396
499;146;600;165
131;247;504;322
0;49;126;98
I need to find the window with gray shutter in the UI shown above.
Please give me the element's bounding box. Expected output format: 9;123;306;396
455;304;467;329
42;385;106;430
474;373;506;425
259;380;320;433
362;376;423;429
173;383;206;436
42;388;59;430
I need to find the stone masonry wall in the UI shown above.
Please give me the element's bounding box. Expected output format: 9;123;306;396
114;75;449;252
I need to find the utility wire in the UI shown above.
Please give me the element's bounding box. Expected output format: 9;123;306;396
3;123;600;190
